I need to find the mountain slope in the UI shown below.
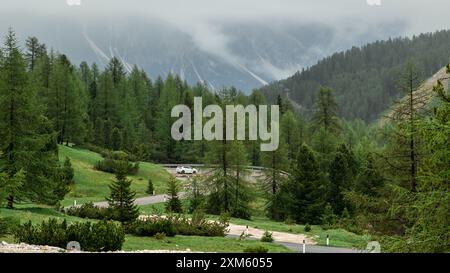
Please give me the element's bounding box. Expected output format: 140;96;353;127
381;65;450;126
259;30;450;122
2;15;405;93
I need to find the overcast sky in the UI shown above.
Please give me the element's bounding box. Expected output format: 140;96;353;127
1;0;449;85
2;0;449;33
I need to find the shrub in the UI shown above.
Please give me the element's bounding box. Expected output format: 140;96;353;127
65;202;111;220
94;151;139;175
304;223;311;232
61;157;74;185
165;177;183;213
260;230;274;242
0;217;20;237
243;246;269;253
95;159;139;175
130;218;177;237
14;219;125;252
129;214;229;238
146;179;154;195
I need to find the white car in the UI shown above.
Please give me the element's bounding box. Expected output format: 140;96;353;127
176;166;198;174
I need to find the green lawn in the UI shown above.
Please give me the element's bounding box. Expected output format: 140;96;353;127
123;235;291;253
0;204;93;224
59;145;172;206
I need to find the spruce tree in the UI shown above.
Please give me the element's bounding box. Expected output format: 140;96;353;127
272;144;326;224
107;163;139;223
146;178;154;195
165;177;182;213
312;87;340;133
61;157;74;185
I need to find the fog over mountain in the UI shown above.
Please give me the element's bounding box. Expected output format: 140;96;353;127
2;0;450;92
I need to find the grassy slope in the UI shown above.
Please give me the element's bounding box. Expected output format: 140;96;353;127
58;145;172;206
0;204;93;224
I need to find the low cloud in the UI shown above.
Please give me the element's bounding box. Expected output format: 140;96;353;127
2;0;449;82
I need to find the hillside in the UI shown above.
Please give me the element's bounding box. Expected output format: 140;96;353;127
259;30;450;122
381;65;450;126
58;145;172;207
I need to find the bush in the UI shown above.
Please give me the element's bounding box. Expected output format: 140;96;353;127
65;202;111;220
243;246;269;253
94;151;139;175
260;230;274;242
14;218;124;252
146;179;154;195
129;218;177;237
304;223;311;232
94;158;139;175
0;217;20;237
129;214;229;238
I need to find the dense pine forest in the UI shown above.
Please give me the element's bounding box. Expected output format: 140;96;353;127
0;28;449;252
260;30;450;122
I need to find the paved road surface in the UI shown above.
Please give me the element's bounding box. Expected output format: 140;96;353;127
226;234;362;253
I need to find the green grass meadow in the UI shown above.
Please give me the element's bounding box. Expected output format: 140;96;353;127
58;145;172;206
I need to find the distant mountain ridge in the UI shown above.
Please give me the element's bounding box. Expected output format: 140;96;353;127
1;16;405;93
259;30;450;122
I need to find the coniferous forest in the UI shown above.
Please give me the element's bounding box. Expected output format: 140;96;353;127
0;26;449;254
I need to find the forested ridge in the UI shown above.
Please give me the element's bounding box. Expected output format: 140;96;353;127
259;29;450;122
0;28;449;252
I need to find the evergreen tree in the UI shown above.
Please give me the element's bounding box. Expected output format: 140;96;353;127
311;87;340;133
0;29;67;208
61;157;74;185
271;144;326;224
355;154;384;196
107;163;139;223
328;151;352;215
0;170;25;208
384;61;425;192
146;178;154;195
47;54;87;145
276;144;326;224
280;111;301;161
229;141;252;219
165;177;182;213
111;127;122;151
94;117;104;147
103;119;113;149
24;37;45;71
